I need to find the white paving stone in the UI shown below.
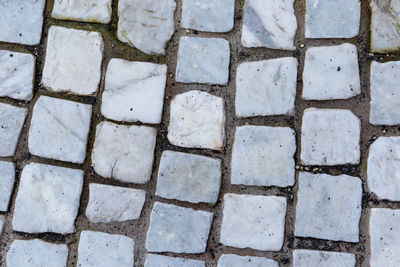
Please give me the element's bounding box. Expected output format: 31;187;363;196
0;50;34;100
0;0;46;45
305;0;360;38
156;150;221;204
42;26;104;95
220;194;286;251
117;0;176;55
77;230;134;267
0;161;14;212
102;59;167;124
7;239;68;267
176;37;230;85
28;96;92;164
301;108;360;165
295;172;362;242
302;44;360;100
218;254;278;267
52;0;112;24
242;0;297;50
12;163;83;234
235;57;297;117
293;250;356;267
145;202;213;253
0;103;27;157
168;90;225;150
231;126;296;187
181;0;235;32
91;121;156;184
145;254;205;267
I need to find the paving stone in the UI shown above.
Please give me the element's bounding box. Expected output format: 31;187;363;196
145;202;213;253
0;0;46;45
293;250;356;267
370;61;400;125
91;121;156;184
231;126;296;187
218;254;278;267
0;103;27;157
0;161;14;212
302;44;360;100
41;26;104;95
0;50;34;100
156;150;221;204
102;59;167;124
86;183;146;223
52;0;112;24
370;0;400;52
6;239;68;267
77;230;134;267
235;57;297;117
28;96;92;164
117;0;176;55
176;37;230;85
242;0;297;50
145;254;205;267
12;162;84;234
0;216;4;236
181;0;235;32
295;172;362;242
220;193;286;251
168;90;225;150
300;108;360;165
305;0;360;38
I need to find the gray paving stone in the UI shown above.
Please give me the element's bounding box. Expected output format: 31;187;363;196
0;216;4;236
218;254;278;267
145;254;205;267
0;161;14;212
52;0;112;24
293;250;356;267
0;103;27;157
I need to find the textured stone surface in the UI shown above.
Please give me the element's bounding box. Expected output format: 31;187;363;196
235;57;297;117
12;163;83;234
91;121;156;184
156;150;221;204
302;44;360;100
295;172;362;242
102;59;167;124
145;202;213;253
218;254;278;267
145;254;205;267
0;103;27;157
293;250;356;267
42;26;104;95
28;96;92;164
231;126;296;187
0;161;14;212
52;0;112;23
0;217;4;236
220;194;286;251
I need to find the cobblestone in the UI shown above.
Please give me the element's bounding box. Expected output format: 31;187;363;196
0;103;27;157
145;254;205;267
293;250;356;267
0;161;14;212
51;0;112;24
218;254;278;267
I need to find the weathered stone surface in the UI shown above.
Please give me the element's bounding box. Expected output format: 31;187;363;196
145;254;205;267
91;121;156;184
52;0;112;23
117;0;176;55
29;96;92;164
12;163;83;234
0;217;4;236
302;44;360;100
293;250;356;267
168;90;225;150
231;126;296;187
156;150;221;204
145;202;213;253
295;172;362;242
102;59;167;124
235;57;297;117
218;254;278;267
0;103;27;157
0;161;14;212
220;193;286;251
42;26;104;95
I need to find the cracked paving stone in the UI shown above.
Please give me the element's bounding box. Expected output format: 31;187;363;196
235;57;297;117
295;172;362;242
0;50;34;100
218;254;279;267
293;250;356;267
300;108;360;166
0;103;27;157
176;37;230;85
12;163;83;234
231;126;296;187
91;121;156;184
302;44;360;100
241;0;297;50
168;90;225;151
145;254;205;267
28;96;92;164
145;202;213;253
86;183;146;223
52;0;112;24
41;26;104;96
156;150;221;204
6;239;68;267
0;161;14;212
117;0;176;55
77;230;134;267
220;193;286;251
102;59;167;124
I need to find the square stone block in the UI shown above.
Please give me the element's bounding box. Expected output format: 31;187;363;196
0;161;14;212
293;250;356;267
145;254;205;267
218;254;278;267
0;103;27;157
52;0;112;24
